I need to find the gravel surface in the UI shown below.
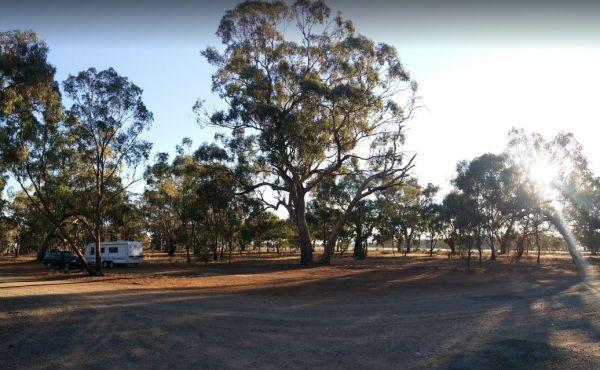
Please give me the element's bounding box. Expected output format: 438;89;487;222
1;254;599;369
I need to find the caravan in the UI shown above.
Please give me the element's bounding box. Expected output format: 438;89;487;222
85;241;144;267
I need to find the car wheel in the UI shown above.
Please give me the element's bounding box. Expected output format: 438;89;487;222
102;261;108;268
108;261;114;268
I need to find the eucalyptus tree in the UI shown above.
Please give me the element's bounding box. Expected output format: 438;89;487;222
242;212;292;254
144;143;202;259
416;183;439;253
63;68;153;274
424;203;444;257
494;177;529;255
440;189;485;267
194;142;246;261
0;165;6;212
0;30;95;271
201;0;416;265
506;129;589;275
455;193;486;269
390;181;432;254
306;177;343;250
103;193;146;243
143;140;254;261
374;191;403;253
350;199;377;259
371;181;434;255
173;139;207;262
564;174;600;255
0;169;8;248
453;154;525;261
7;190;63;256
144;152;183;255
307;174;369;260
440;191;464;256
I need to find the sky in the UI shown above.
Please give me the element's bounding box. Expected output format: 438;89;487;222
2;0;600;196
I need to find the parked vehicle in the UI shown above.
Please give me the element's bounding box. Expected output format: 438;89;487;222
42;250;80;270
85;241;144;267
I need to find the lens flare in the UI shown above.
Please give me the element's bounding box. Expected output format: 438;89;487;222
529;159;561;199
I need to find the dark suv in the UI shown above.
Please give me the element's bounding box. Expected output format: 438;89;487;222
42;250;81;270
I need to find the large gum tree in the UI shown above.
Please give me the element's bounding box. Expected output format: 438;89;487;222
507;129;590;278
63;68;153;274
201;0;416;265
0;30;94;272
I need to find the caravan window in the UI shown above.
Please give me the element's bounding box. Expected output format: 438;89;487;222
90;247;94;255
109;247;118;254
100;247;105;253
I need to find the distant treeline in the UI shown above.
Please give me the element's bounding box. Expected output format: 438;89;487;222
1;1;599;275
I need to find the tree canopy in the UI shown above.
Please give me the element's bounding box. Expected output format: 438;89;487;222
1;5;599;277
200;0;417;265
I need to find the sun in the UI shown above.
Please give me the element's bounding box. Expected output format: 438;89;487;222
529;159;560;196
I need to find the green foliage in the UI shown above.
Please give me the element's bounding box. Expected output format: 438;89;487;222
0;31;153;270
0;30;87;257
564;174;600;254
61;67;153;272
0;30;62;131
63;67;153;183
201;0;417;264
3;26;598;271
143;139;292;261
375;180;438;253
241;212;294;252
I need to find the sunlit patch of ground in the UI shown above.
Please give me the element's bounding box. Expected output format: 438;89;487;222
1;252;598;369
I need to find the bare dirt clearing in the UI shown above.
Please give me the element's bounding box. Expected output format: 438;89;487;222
1;254;599;369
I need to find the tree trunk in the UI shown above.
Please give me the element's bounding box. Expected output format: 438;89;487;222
467;237;472;270
353;223;367;259
319;193;366;265
94;219;102;275
321;235;336;265
445;237;456;256
323;223;327;253
489;234;496;261
94;166;104;275
37;227;58;261
516;235;526;261
15;178;93;274
477;234;482;267
500;238;507;254
543;210;587;279
404;232;413;256
53;223;93;274
535;228;541;264
296;212;313;266
167;237;176;255
428;237;437;257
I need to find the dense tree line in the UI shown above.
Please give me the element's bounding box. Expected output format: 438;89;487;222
1;1;599;275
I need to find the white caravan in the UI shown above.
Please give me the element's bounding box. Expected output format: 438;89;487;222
85;241;144;267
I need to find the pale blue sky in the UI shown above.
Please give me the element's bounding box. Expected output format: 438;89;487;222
3;0;600;195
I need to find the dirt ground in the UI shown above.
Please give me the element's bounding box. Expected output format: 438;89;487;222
1;252;599;369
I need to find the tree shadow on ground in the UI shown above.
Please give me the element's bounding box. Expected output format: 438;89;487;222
439;339;595;369
433;274;600;369
1;257;598;369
